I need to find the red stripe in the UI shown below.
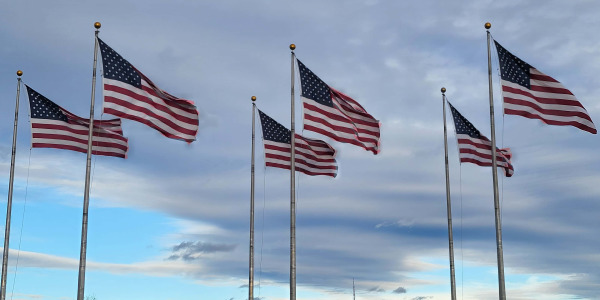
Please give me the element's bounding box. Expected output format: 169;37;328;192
104;86;199;125
105;84;198;118
504;97;592;120
304;102;380;134
303;124;379;154
32;143;126;158
502;86;584;108
504;108;597;134
529;71;559;83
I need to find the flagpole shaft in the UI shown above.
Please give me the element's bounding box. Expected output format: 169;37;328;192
486;24;506;300
77;23;101;300
441;89;457;300
249;98;256;300
1;72;22;300
289;45;297;300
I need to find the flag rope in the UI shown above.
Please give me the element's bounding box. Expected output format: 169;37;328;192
257;164;267;298
8;148;33;300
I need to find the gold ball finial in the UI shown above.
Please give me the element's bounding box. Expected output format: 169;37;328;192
251;96;256;102
289;44;296;51
441;87;446;94
485;22;491;29
94;22;101;29
16;70;23;77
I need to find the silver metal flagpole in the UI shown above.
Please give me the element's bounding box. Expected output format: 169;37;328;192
1;70;23;300
249;96;257;300
441;87;457;300
289;43;297;300
485;22;506;300
77;21;101;300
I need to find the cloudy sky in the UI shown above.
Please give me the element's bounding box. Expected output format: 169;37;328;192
1;1;599;300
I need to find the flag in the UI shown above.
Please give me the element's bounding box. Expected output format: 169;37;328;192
296;59;381;154
494;40;596;134
25;85;128;158
258;109;337;177
447;102;514;177
98;38;200;142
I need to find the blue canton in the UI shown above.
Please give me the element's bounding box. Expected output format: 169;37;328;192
258;109;291;144
448;102;481;139
494;40;531;89
297;59;333;107
26;86;68;122
98;38;142;88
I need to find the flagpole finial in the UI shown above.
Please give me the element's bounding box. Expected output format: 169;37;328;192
441;87;446;94
485;22;491;29
290;44;296;51
251;96;256;102
94;22;101;29
16;70;23;77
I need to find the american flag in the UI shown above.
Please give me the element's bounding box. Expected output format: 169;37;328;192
494;40;596;134
447;102;514;177
258;109;337;177
98;38;200;143
296;59;381;154
26;85;128;158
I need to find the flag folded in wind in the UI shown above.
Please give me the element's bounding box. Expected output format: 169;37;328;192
98;38;200;142
26;85;128;158
297;59;381;154
448;102;514;177
494;40;596;134
258;109;337;177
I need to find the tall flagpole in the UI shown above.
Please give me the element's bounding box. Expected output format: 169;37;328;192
289;43;297;300
1;70;23;300
249;96;257;300
441;87;457;300
485;22;506;300
77;21;101;300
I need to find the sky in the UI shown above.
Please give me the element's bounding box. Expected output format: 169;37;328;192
1;1;599;300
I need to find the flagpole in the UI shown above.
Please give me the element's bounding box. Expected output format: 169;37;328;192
441;87;457;300
77;21;101;300
485;22;506;300
1;70;23;300
249;96;256;300
289;43;297;300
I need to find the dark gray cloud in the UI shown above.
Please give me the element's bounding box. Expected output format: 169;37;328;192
168;241;236;261
393;287;407;294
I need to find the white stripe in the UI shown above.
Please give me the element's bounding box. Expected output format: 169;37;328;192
302;117;379;149
31;120;128;145
103;101;197;141
503;101;596;128
31;138;126;155
103;89;198;131
104;78;198;119
501;80;579;102
263;141;336;167
302;97;380;133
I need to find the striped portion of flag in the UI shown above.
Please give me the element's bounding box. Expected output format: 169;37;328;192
258;109;337;177
98;38;199;142
494;40;596;134
448;102;514;177
297;59;381;154
26;85;128;158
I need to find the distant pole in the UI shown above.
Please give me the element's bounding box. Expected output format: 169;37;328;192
289;43;297;300
485;22;506;300
353;278;355;300
249;96;257;300
441;87;457;300
1;70;23;300
77;21;101;300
